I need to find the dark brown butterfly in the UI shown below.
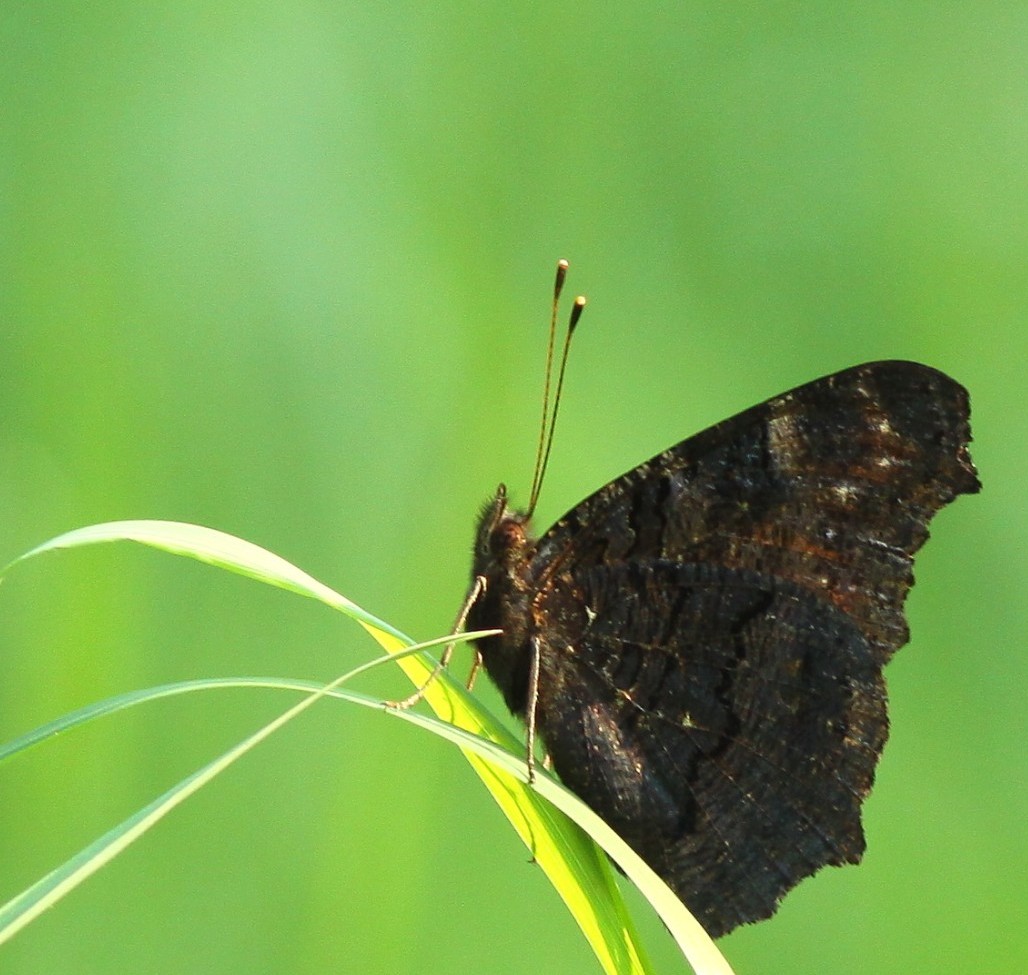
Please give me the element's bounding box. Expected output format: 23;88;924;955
462;264;980;938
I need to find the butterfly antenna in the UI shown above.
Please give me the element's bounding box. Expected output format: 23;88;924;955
527;260;567;513
527;267;585;517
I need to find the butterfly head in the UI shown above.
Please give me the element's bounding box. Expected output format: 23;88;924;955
472;483;535;580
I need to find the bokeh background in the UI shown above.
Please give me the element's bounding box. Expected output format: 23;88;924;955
2;5;1024;974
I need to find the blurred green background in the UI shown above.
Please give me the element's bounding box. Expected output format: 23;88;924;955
1;4;1024;973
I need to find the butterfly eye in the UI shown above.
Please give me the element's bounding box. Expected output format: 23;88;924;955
473;492;508;564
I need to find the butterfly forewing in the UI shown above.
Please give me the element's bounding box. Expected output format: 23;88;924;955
532;360;979;663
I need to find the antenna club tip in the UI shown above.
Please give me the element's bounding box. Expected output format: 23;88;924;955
568;295;586;333
553;260;569;301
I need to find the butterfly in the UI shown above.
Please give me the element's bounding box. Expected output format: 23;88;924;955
461;264;980;937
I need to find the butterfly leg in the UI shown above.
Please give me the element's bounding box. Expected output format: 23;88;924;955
388;575;487;711
524;634;541;784
465;650;483;692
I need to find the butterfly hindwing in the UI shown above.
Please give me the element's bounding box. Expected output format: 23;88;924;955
532;560;885;936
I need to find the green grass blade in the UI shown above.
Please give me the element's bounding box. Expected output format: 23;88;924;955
0;636;476;947
0;672;336;944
